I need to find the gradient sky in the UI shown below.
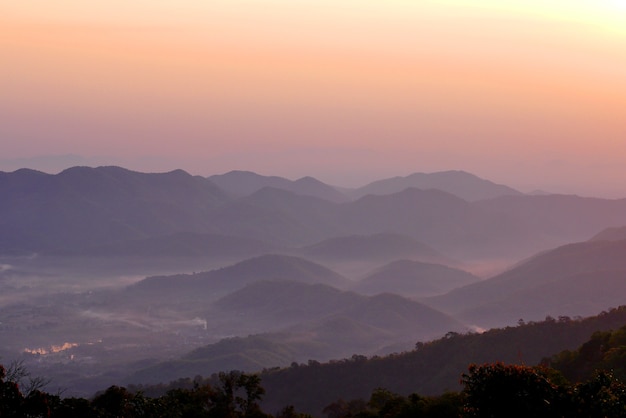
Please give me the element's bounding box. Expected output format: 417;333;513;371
2;1;626;196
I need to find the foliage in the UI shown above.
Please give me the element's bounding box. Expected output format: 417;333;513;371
460;363;563;417
0;366;274;418
0;364;52;418
321;389;464;418
547;324;626;383
461;363;626;418
7;360;626;417
256;307;626;414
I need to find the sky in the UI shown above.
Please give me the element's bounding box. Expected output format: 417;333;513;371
1;1;626;196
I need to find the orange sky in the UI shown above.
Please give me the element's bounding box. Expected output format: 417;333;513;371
1;1;626;196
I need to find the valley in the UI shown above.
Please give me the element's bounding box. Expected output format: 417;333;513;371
2;166;626;405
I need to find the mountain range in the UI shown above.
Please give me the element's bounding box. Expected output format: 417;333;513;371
125;279;465;385
6;165;626;402
4;166;626;262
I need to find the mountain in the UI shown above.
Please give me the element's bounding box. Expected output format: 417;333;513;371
256;307;626;415
331;292;464;337
547;323;626;383
213;280;364;327
0;166;228;254
276;292;466;359
208;187;343;246
6;166;623;263
353;260;480;298
461;270;626;327
125;286;465;385
299;233;448;265
352;170;522;201
426;239;626;327
291;176;350;203
338;188;544;260
340;188;472;239
127;254;350;306
208;170;294;196
208;170;349;202
589;226;626;242
7;165;626;276
125;334;311;385
211;280;464;340
473;194;626;245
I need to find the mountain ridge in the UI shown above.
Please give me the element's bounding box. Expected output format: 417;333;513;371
352;170;522;201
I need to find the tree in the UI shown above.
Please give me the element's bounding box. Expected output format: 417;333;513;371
0;364;24;418
461;363;561;418
0;363;52;418
209;371;267;418
91;385;137;417
572;371;626;417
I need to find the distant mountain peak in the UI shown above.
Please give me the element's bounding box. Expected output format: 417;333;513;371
588;226;626;242
210;171;348;202
353;170;522;202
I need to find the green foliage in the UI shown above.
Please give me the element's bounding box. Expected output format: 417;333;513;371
548;324;626;383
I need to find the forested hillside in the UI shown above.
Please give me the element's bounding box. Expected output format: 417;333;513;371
126;307;626;415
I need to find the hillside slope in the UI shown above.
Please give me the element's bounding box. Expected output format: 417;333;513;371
426;239;626;327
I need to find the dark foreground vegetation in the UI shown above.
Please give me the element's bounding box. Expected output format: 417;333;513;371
4;362;626;417
7;321;626;417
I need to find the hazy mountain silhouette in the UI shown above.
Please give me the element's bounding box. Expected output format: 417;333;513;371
338;187;546;260
208;187;344;246
209;170;349;202
209;170;294;195
126;286;464;385
473;194;626;245
332;292;464;336
462;270;626;327
589;226;626;242
340;188;470;238
125;335;310;385
210;281;465;343
292;176;350;203
6;166;624;262
426;239;626;327
208;186;597;260
202;281;365;338
287;293;466;359
213;280;364;326
6;164;626;296
0;166;228;253
353;259;480;298
128;254;350;305
352;170;522;201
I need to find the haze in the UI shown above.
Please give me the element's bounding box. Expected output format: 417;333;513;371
2;0;626;196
